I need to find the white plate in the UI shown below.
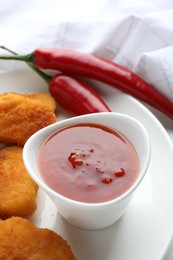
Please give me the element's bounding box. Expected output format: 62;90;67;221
1;70;173;260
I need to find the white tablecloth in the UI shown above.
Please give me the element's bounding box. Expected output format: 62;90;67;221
0;1;173;259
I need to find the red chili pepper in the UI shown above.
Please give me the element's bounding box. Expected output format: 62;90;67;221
0;46;111;115
1;46;173;119
33;48;173;120
49;74;111;115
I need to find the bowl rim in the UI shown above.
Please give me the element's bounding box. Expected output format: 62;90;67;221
23;112;151;208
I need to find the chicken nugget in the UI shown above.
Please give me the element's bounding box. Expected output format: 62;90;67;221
0;146;38;219
23;92;57;108
0;92;57;145
0;217;76;260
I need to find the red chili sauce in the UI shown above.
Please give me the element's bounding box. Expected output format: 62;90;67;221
38;124;139;203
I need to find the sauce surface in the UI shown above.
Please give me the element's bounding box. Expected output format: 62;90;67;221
38;123;139;203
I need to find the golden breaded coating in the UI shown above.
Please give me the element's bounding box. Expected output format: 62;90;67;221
0;217;76;260
0;146;38;219
0;92;57;145
24;92;57;108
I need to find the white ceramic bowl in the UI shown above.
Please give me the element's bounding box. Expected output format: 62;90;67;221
23;112;151;230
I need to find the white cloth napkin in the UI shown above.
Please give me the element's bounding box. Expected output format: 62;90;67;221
0;0;173;101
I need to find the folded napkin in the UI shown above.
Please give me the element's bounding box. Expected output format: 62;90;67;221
0;0;173;101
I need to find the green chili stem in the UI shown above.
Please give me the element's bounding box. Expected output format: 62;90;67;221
0;46;17;55
0;45;51;83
